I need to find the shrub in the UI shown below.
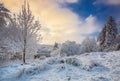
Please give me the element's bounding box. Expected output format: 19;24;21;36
81;37;98;53
60;41;82;56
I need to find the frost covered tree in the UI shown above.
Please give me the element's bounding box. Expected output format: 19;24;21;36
18;1;41;64
97;16;118;51
0;3;10;27
0;3;12;63
115;21;120;50
115;34;120;50
0;3;19;42
10;1;42;64
0;3;12;40
97;25;106;51
105;16;118;48
81;37;98;53
0;2;19;41
0;1;41;63
0;3;9;39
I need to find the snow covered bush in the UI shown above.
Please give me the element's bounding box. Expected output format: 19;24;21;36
81;60;98;71
34;46;52;59
81;37;98;53
60;41;82;57
66;57;81;66
51;48;61;57
25;63;50;75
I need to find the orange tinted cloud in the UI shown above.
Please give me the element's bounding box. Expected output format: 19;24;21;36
3;0;100;44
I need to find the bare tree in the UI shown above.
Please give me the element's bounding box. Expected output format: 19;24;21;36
10;0;42;64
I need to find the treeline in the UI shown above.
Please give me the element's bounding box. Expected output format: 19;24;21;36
50;16;120;57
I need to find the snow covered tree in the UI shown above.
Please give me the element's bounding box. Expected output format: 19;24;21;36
0;1;42;64
0;3;19;43
115;34;120;50
97;16;118;51
0;3;10;27
81;37;98;53
18;1;41;64
105;16;118;47
97;25;106;51
0;2;12;40
9;1;42;64
115;21;120;50
0;3;13;63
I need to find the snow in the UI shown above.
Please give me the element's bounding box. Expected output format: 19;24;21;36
0;51;120;81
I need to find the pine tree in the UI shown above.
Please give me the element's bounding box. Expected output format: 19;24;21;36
97;25;106;51
115;21;120;50
106;16;117;43
97;16;118;51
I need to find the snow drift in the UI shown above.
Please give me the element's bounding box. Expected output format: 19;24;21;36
0;51;120;81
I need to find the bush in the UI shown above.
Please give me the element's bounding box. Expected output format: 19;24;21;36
60;41;82;56
50;49;61;57
81;37;98;53
66;57;81;66
82;60;98;71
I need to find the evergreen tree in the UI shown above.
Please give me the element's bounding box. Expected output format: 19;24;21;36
97;16;118;51
115;21;120;50
97;25;106;51
105;16;118;45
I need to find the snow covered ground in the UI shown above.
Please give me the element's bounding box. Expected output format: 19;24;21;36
0;51;120;81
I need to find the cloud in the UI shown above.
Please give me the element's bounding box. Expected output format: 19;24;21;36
3;0;100;44
73;15;100;42
55;0;78;3
94;0;120;5
79;15;100;35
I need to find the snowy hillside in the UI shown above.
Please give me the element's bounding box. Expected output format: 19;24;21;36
0;51;120;81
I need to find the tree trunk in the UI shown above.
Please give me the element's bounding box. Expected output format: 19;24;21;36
23;39;26;64
23;30;27;64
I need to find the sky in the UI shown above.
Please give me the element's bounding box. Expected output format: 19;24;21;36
2;0;120;44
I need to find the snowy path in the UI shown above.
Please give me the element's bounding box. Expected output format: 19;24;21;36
0;51;120;81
